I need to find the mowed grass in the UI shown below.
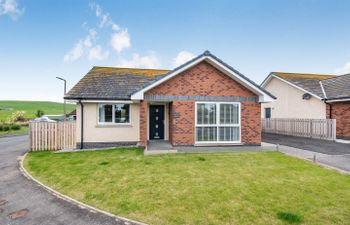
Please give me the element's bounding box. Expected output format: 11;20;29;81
0;100;75;121
25;149;350;225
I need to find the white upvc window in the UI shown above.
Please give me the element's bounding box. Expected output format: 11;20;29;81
98;103;131;124
195;102;241;144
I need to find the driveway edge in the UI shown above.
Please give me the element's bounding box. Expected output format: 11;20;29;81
269;143;350;174
19;153;148;225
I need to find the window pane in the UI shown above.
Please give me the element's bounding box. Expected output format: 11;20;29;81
220;104;239;124
99;104;113;122
197;103;216;125
219;127;239;141
115;104;130;123
196;127;217;142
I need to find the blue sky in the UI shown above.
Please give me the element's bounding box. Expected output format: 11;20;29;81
1;0;350;102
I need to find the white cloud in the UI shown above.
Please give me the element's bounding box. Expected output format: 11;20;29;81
117;52;161;69
88;45;109;61
0;0;24;20
63;28;97;63
173;51;195;67
111;29;131;53
90;2;120;30
335;61;350;75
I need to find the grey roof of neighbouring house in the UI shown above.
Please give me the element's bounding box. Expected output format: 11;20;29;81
65;51;276;101
270;72;337;98
65;67;170;100
321;74;350;100
265;72;350;101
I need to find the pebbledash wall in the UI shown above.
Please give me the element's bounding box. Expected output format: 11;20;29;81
140;61;262;146
327;102;350;139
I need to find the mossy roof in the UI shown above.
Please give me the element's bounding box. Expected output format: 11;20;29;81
65;67;169;100
272;72;337;98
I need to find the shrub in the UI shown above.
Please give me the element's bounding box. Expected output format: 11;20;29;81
11;124;21;130
0;124;3;131
3;126;10;132
36;109;45;118
11;111;26;122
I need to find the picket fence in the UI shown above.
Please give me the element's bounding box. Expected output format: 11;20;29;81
262;118;336;140
29;121;76;151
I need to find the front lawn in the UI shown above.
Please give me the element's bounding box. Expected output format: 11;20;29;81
25;149;350;225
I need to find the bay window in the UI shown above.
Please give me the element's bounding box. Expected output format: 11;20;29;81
196;102;240;143
98;103;130;124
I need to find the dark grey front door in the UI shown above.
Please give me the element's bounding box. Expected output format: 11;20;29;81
149;105;164;140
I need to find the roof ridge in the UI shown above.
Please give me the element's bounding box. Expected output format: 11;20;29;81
92;66;170;71
272;71;336;77
321;73;350;81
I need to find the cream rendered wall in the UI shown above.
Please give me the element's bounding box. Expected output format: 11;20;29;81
262;78;326;119
76;103;140;143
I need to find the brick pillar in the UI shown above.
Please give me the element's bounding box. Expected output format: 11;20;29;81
139;100;148;146
326;103;331;119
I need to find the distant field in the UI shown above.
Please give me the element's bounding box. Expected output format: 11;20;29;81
0;101;75;122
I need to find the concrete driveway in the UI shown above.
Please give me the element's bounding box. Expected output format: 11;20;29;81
263;133;350;172
0;135;131;225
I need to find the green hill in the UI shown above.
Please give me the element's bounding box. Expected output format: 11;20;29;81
0;100;75;122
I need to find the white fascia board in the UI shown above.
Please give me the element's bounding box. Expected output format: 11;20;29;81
319;81;327;99
66;99;137;104
204;58;274;102
260;73;274;88
131;55;274;102
131;55;206;100
270;74;323;100
326;98;350;103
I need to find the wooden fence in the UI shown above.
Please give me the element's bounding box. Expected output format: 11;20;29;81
262;118;336;140
29;121;76;151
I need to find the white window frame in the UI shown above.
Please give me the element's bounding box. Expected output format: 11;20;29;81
195;102;241;144
98;103;131;125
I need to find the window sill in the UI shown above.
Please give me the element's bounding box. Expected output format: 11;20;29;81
95;124;132;128
194;142;243;146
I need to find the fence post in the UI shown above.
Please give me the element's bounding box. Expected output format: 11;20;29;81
333;119;337;140
309;119;313;138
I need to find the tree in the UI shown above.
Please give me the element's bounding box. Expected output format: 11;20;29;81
36;110;45;118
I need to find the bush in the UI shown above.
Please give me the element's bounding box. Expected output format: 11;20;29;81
0;125;3;131
11;111;26;123
11;124;21;130
36;110;45;118
3;126;10;132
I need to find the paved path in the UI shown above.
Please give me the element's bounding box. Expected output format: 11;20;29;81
0;135;131;225
263;133;350;172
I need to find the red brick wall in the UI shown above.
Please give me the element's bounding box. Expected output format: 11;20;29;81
330;102;350;139
241;102;261;144
145;61;261;145
326;103;331;119
139;100;148;146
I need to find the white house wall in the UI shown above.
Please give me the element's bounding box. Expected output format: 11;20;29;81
75;103;140;143
261;78;326;119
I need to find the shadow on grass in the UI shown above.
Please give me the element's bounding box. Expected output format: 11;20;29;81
277;211;303;224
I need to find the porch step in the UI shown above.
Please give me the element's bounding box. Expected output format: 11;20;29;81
144;149;178;155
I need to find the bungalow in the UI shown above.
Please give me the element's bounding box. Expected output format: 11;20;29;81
65;51;275;149
261;72;350;139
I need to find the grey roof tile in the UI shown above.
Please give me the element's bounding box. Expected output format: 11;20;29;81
321;74;350;100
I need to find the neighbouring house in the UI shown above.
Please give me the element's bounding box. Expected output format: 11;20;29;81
261;72;350;139
65;51;275;149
